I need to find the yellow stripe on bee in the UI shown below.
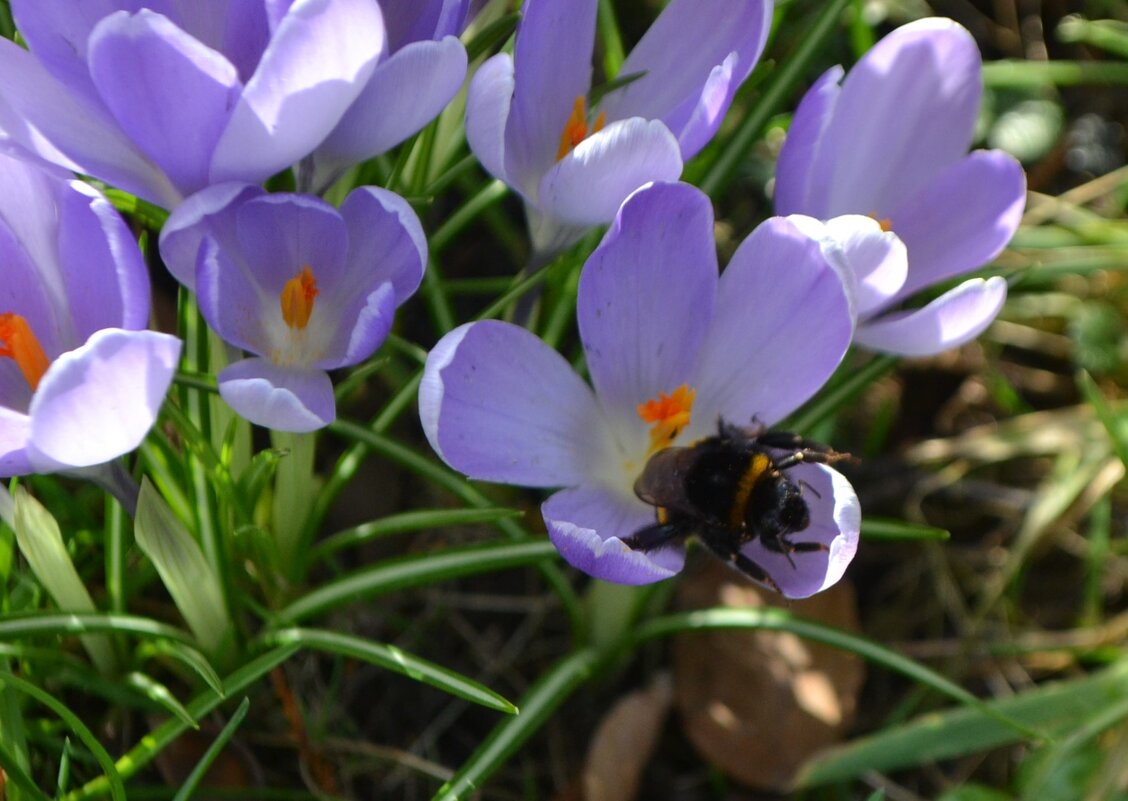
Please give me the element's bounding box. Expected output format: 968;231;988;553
729;452;772;529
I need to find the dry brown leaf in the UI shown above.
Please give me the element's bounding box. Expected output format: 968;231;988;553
673;562;864;792
580;674;674;801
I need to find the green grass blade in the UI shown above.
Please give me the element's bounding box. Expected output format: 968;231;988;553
0;670;126;801
138;640;224;696
124;671;198;730
0;610;196;643
431;647;602;801
861;518;950;541
784;354;898;433
0;738;52;801
1076;370;1128;469
312;507;523;560
982;60;1128;87
63;645;298;801
170;697;251;801
261;628;518;714
700;0;852;197
797;660;1128;787
634;608;1048;742
276;539;557;624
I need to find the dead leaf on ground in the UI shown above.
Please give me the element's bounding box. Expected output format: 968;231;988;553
579;673;674;801
673;562;864;792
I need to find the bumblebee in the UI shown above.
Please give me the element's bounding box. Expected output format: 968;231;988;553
623;420;851;593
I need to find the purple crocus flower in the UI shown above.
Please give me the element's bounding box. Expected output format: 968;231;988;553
159;183;426;432
0;153;181;477
775;17;1026;357
303;0;470;192
0;0;385;208
420;182;860;598
466;0;773;255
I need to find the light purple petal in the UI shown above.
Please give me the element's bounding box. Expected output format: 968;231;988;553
465;53;515;187
380;0;468;48
578;182;716;438
27;329;181;471
236;193;348;294
57;176;151;335
218;357;335;432
811;18;983;217
856;276;1007;357
600;0;771;148
159;182;264;289
0;38;178;206
0;407;34;477
312;36;467;185
419;321;605;487
10;0;121;102
543;484;684;584
665;53;737;162
691;217;852;431
889;149;1026;300
317;283;395;369
195;236;269;356
339;186;427;307
87;9;241;196
812;214;909;320
538;118;682;227
774;66;842;216
209;0;385;185
740;463;859;598
504;0;596;194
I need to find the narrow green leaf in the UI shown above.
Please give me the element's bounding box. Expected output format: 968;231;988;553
596;0;625;76
1076;370;1128;470
634;608;1048;742
0;610;196;642
784;354;898;433
64;645;298;801
312;507;524;560
0;738;52;801
135;479;231;653
982;60;1128;87
277;539;558;623
138;639;224;696
171;697;251;801
262;628;518;713
124;671;198;730
797;660;1128;787
464;11;519;62
11;487;116;675
700;0;852;196
861;518;950;541
432;648;601;801
0;670;126;801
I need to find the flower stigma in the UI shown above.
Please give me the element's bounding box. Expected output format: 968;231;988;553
0;313;50;390
637;384;695;454
280;266;319;330
556;96;606;161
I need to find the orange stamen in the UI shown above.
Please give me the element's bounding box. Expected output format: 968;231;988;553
280;266;319;330
0;313;50;391
637;384;695;453
556;96;605;161
869;212;893;233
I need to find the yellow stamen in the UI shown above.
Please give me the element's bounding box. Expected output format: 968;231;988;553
280;266;319;330
637;384;695;453
556;96;606;161
0;313;50;391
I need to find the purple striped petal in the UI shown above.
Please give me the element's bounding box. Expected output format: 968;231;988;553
465;53;516;187
420;321;607;488
578;182;716;438
27;329;181;471
691;217;852;431
543;484;685;584
856;276;1007;356
537;118;682;227
218;357;335;432
889;150;1026;300
774;66;842;217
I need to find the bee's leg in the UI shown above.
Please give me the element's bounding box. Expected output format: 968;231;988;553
621;522;681;552
697;526;783;594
